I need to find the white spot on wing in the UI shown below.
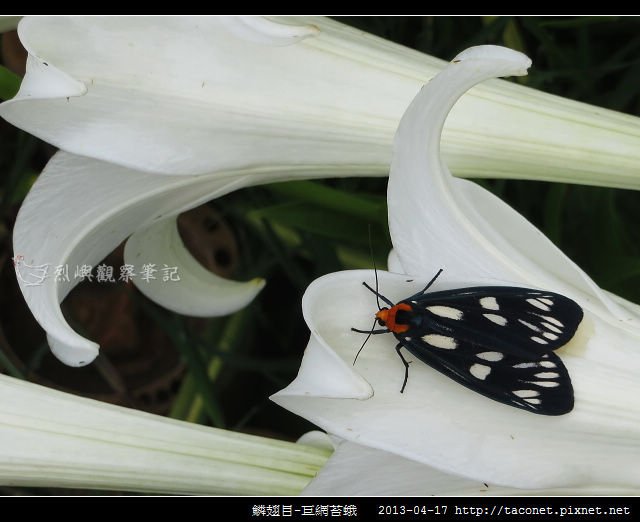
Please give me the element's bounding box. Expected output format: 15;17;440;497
542;321;562;334
427;305;463;320
524;398;541;405
513;362;538;369
513;389;539;398
538;298;553;306
535;372;560;379
476;351;504;362
422;334;457;350
531;336;548;344
480;297;499;310
543;316;564;328
470;364;491;380
527;298;551;311
483;313;507;326
530;381;560;388
518;319;540;332
539;361;556;368
542;332;559;340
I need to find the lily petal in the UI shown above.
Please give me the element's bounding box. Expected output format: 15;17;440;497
2;17;640;187
123;218;265;317
273;269;640;489
273;46;640;490
0;373;329;494
389;47;633;325
303;438;639;496
0;16;395;178
274;320;373;401
6;19;640;366
13;151;273;366
388;45;640;347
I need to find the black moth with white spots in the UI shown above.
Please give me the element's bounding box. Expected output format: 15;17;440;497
354;270;583;416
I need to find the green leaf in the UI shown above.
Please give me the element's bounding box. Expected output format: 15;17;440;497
0;64;20;101
264;181;387;225
249;202;389;249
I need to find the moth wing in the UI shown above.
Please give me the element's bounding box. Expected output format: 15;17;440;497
399;332;573;415
409;286;583;358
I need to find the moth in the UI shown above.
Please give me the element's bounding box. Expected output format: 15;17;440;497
352;270;583;415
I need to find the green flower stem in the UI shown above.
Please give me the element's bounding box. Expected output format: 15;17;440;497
185;309;252;424
135;297;226;428
171;322;227;428
170;370;200;421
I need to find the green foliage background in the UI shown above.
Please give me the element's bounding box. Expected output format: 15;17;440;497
1;16;639;448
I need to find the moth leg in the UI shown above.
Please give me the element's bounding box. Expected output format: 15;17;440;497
351;327;388;335
395;343;412;393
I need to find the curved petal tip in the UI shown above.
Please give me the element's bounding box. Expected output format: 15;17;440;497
124;218;266;317
47;334;99;367
453;45;532;75
272;334;373;401
12;55;87;100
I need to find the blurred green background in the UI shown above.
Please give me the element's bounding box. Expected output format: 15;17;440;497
1;16;639;493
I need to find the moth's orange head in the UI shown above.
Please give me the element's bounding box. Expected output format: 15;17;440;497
376;303;411;334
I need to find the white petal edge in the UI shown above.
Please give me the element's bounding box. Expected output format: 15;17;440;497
303;439;640;496
124;218;265;317
274;334;372;401
15;54;86;99
226;16;319;45
296;430;335;452
0;374;329;494
272;269;640;489
388;45;640;330
387;249;402;273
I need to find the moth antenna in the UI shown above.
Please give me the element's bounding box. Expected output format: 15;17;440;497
362;282;394;307
373;258;382;311
423;268;444;292
368;224;382;311
408;268;445;299
353;318;378;366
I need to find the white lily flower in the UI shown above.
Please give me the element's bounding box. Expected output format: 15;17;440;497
11;152;271;366
303;437;639;496
272;46;640;491
3;17;640;185
4;16;640;368
0;373;330;494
